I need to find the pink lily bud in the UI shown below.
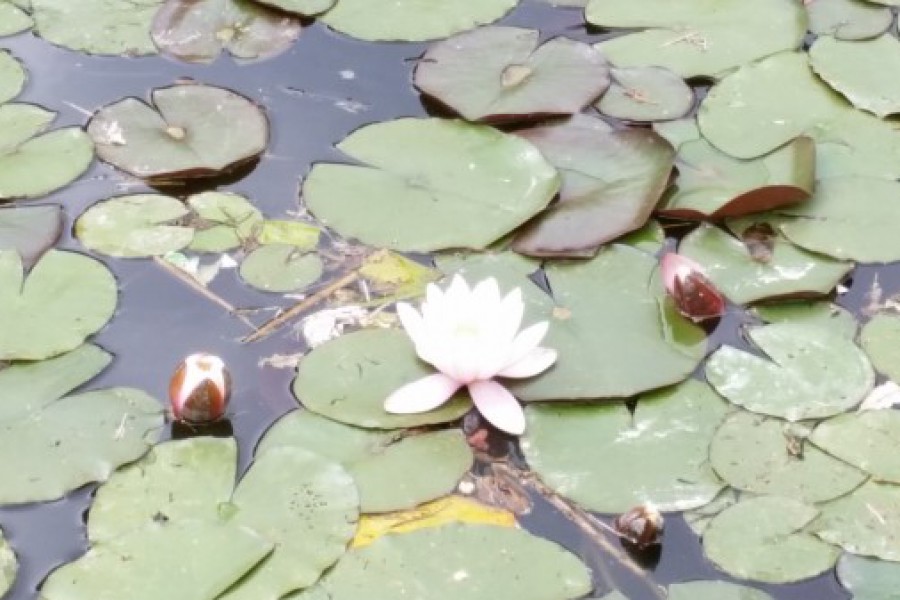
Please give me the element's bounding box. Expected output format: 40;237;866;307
169;353;231;423
660;253;725;322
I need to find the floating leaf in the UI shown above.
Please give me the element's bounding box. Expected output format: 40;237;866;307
31;0;163;56
239;244;323;293
861;313;900;382
0;51;24;104
811;411;900;484
87;83;268;180
253;0;333;15
619;220;665;254
667;581;774;600
0;2;32;36
75;194;193;258
522;380;729;513
703;496;840;583
588;0;806;79
709;411;867;503
813;482;900;561
597;67;693;122
0;526;14;597
294;524;592;600
360;250;439;299
755;301;857;339
837;553;900;600
684;488;740;537
435;249;540;280
321;0;517;42
511;117;674;257
705;322;874;421
41;520;272;600
812;103;900;180
257;220;319;249
304;118;558;252
414;27;608;123
293;328;471;429
677;223;851;304
256;410;473;513
152;0;302;64
0;104;94;201
807;0;892;41
0;205;63;269
0;250;117;361
188;192;262;253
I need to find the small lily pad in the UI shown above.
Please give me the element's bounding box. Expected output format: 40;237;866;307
597;67;693;122
522;380;729;513
837;553;900;600
813;482;900;561
703;496;840;583
807;0;893;41
303;118;559;252
256;410;473;513
861;313;900;382
152;0;302;64
705;322;874;421
684;488;740;537
667;581;774;600
187;192;262;253
0;2;32;36
414;27;609;123
0;205;63;269
239;244;323;293
811;410;900;484
32;0;163;56
75;194;193;258
257;220;319;249
0;250;117;361
87;83;268;181
0;527;14;597
755;301;857;339
0;50;24;103
293;328;471;429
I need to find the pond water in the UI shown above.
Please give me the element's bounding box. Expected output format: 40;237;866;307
1;1;897;599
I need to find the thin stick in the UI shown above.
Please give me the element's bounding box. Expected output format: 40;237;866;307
242;271;360;343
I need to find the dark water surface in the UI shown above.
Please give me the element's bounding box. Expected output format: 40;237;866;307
0;2;888;598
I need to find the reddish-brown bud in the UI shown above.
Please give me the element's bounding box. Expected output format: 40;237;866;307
169;353;230;423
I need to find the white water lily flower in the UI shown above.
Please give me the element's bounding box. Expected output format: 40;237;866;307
384;275;557;435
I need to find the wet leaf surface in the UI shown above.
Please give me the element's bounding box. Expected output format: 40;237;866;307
837;553;900;600
813;482;900;561
810;410;900;484
0;205;62;269
31;0;163;56
239;244;323;293
755;301;858;339
806;0;892;41
0;2;32;37
597;67;693;123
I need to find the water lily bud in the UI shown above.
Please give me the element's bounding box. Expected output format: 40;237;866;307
169;353;231;423
613;504;664;549
660;253;725;322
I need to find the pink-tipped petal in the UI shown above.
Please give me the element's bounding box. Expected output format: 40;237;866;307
660;252;706;295
468;380;526;435
497;347;557;379
384;373;463;414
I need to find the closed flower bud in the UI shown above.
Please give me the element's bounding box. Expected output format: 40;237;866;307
169;353;230;423
613;504;664;549
660;253;725;322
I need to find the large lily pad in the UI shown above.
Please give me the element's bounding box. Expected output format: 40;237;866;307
810;35;900;118
807;0;892;41
0;527;14;597
812;104;900;180
521;379;729;513
303;118;559;252
414;27;609;123
152;0;302;64
0;2;32;36
0;345;164;504
811;410;900;484
0;104;94;201
813;482;900;561
677;222;851;304
709;411;867;503
597;66;693;122
188;191;262;252
40;520;272;600
861;313;900;382
293;328;471;429
0;50;24;103
703;496;840;583
755;301;857;339
238;244;323;293
0;250;117;361
31;0;163;56
588;0;806;79
87;83;268;180
511;117;675;257
837;553;900;600
0;205;63;269
320;0;518;42
256;410;473;513
294;524;592;600
705;322;875;421
667;581;774;600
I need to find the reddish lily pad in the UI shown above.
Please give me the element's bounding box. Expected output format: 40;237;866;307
0;205;63;269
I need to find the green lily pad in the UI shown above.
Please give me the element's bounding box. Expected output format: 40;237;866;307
0;2;32;36
188;192;262;253
0;204;63;269
295;524;592;600
435;249;539;280
812;104;900;180
677;223;851;304
239;244;323;293
813;482;900;561
667;581;774;600
254;0;333;15
87;437;237;543
597;67;693;122
256;410;473;513
75;194;193;258
705;322;875;420
0;50;24;104
31;0;163;56
810;35;900;118
807;0;892;41
414;27;609;123
303;118;559;252
522;379;729;513
703;496;840;583
837;553;900;600
0;104;94;201
755;301;858;339
87;83;268;181
40;520;272;600
0;527;14;597
0;345;164;504
320;0;517;42
152;0;302;64
619;220;665;254
257;220;320;249
511;117;675;257
811;411;900;484
293;328;471;429
861;313;900;382
684;487;740;536
588;0;806;79
709;411;867;503
0;250;117;361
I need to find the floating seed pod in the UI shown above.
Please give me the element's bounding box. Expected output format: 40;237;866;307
169;353;231;423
